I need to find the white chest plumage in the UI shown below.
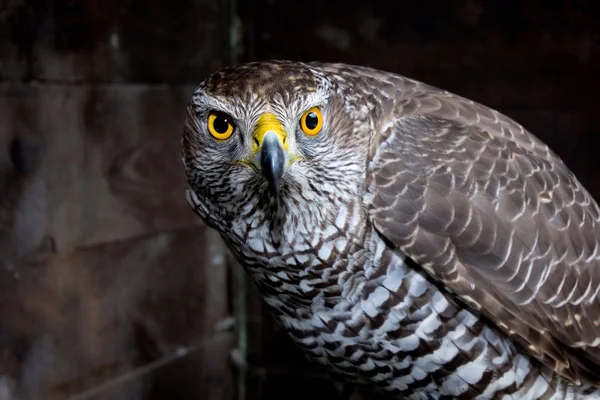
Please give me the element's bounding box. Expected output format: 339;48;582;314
218;199;600;400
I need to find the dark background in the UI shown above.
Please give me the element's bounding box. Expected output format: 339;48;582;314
0;1;598;399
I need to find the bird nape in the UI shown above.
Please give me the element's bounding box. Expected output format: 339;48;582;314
181;60;600;399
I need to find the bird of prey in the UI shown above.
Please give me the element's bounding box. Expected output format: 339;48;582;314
181;60;600;399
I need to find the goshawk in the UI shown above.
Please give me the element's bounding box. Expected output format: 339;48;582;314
182;60;600;399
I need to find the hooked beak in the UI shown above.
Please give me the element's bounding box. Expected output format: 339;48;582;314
251;113;289;197
258;131;286;196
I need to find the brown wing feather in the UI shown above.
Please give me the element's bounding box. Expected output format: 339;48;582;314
367;93;600;385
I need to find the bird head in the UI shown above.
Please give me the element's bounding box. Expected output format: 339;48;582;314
182;60;369;232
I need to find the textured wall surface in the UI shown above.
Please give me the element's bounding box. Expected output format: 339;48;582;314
0;1;234;399
0;1;599;399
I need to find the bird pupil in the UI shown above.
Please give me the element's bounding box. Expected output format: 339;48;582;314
305;112;318;129
213;114;230;133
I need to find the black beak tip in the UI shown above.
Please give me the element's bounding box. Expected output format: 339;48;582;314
261;153;284;197
259;133;286;197
267;176;280;197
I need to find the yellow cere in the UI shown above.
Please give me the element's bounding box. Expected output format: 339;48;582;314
253;113;288;154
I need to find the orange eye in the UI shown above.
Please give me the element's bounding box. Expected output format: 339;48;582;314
300;107;323;136
207;111;235;140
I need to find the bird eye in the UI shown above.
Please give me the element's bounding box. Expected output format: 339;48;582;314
300;107;323;136
207;111;235;140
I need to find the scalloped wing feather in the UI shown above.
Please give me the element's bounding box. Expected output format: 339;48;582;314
368;94;600;386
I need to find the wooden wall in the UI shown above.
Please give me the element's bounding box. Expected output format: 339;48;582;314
0;1;233;399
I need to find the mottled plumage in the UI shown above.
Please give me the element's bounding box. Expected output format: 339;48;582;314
181;60;600;399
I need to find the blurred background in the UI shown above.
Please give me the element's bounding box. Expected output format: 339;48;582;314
0;1;598;399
